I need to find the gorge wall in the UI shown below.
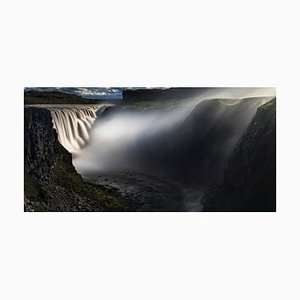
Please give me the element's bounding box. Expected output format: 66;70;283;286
124;97;271;186
24;107;132;212
24;97;276;212
202;99;276;211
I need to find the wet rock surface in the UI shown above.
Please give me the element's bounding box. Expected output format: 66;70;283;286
202;99;276;212
86;172;204;212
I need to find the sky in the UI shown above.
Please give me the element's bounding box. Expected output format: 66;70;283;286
24;87;149;100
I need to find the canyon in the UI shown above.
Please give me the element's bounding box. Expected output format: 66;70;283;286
24;90;276;212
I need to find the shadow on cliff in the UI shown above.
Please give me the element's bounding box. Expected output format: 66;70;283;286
202;99;276;212
76;97;271;188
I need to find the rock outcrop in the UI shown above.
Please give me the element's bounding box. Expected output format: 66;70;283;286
202;98;276;211
24;107;131;212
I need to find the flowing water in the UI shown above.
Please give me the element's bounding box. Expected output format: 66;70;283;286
42;98;270;211
37;103;205;211
49;105;107;153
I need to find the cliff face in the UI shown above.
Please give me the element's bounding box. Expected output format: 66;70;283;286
166;98;266;185
202;99;276;212
24;107;131;212
132;97;266;186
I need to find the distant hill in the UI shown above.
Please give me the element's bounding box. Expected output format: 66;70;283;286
122;88;210;103
24;91;119;105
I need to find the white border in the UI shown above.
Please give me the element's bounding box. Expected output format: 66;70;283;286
1;0;299;299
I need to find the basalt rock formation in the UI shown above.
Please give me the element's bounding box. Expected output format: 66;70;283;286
24;107;131;212
202;98;276;211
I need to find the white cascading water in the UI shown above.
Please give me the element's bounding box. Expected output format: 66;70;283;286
49;105;107;153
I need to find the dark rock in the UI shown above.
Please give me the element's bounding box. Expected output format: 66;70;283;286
122;88;210;103
24;107;131;212
132;97;267;186
202;98;276;212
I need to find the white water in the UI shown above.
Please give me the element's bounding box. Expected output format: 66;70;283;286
73;104;196;173
49;105;108;153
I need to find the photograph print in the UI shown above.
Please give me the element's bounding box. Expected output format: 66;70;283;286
24;87;276;212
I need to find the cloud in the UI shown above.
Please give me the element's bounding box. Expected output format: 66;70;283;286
25;87;126;99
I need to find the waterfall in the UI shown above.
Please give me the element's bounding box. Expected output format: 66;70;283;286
49;105;108;153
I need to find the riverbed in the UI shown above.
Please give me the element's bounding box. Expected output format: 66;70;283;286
83;171;204;212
